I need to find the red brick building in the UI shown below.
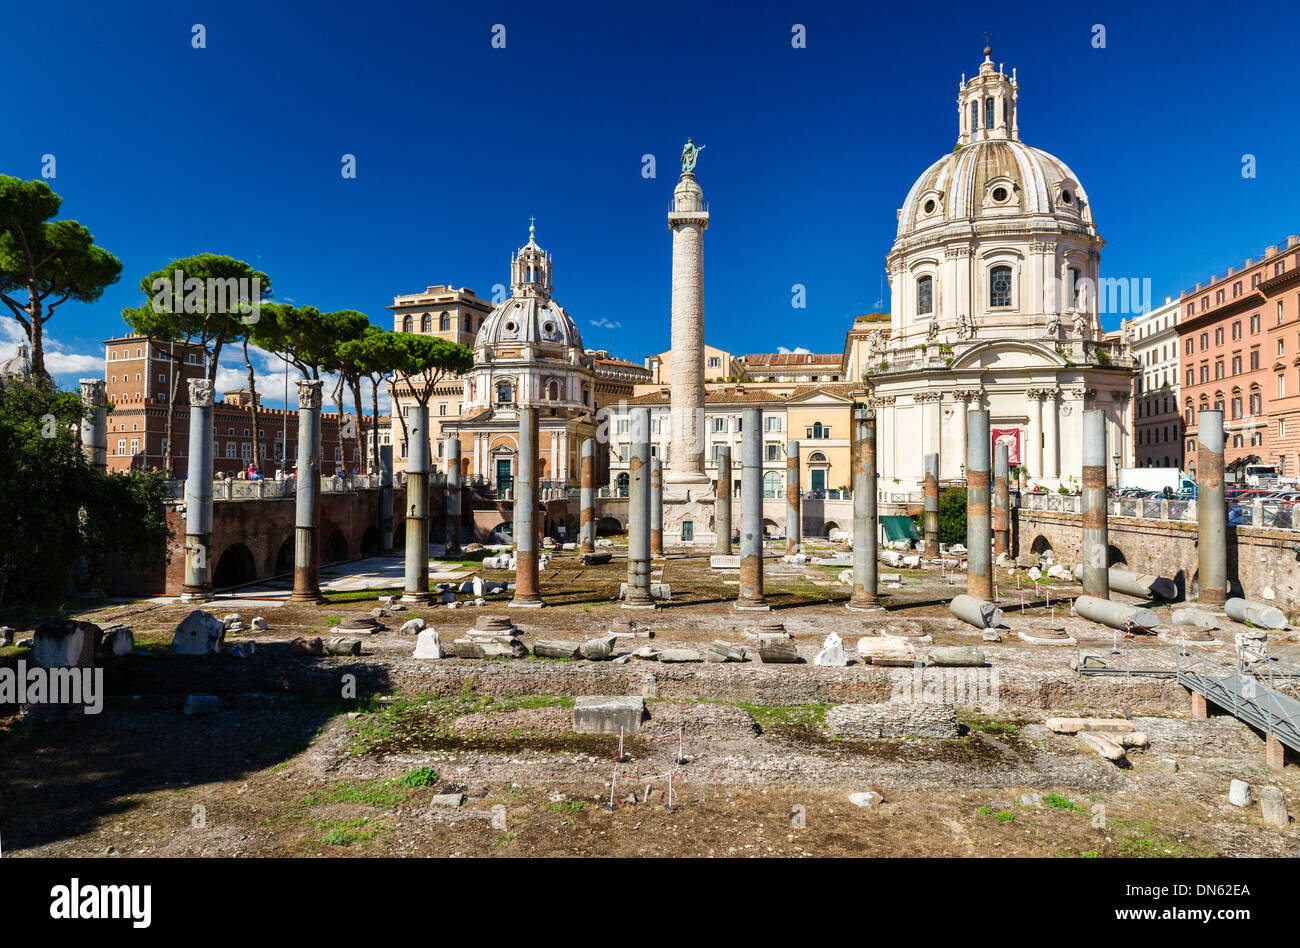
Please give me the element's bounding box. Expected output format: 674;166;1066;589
1178;235;1300;478
103;334;361;477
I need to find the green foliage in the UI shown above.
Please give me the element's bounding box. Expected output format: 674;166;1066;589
1044;793;1083;812
0;176;122;378
390;333;474;406
939;486;967;546
398;767;438;788
0;378;169;611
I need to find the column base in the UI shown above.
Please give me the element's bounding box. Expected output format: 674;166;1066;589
621;597;658;611
401;592;435;604
180;590;213;604
846;599;886;613
508;597;545;609
733;600;771;612
1198;589;1227;608
288;591;326;605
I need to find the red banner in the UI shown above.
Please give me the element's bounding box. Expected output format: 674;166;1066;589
992;428;1021;465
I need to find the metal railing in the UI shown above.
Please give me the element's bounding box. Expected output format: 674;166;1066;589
1021;490;1300;530
164;470;409;502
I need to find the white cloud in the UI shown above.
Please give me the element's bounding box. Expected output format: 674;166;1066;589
1;315;103;376
590;317;622;329
214;343;392;416
776;345;811;355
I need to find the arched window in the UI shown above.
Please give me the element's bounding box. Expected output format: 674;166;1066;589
545;378;561;401
420;313;432;333
969;101;979;131
989;266;1013;308
1067;266;1084;308
762;471;782;498
439;312;451;331
916;275;933;315
985;97;995;129
808;452;827;464
496;380;514;404
810;421;825;439
402;315;413;333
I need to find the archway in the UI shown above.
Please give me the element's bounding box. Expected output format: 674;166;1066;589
324;529;349;563
360;525;381;556
823;520;840;537
597;516;624;535
274;537;293;574
1030;535;1053;556
392;522;406;549
214;543;256;588
762;518;780;537
1106;545;1127;567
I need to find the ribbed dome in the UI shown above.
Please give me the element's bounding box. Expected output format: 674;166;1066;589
476;294;583;350
0;343;32;379
475;229;583;351
896;139;1092;239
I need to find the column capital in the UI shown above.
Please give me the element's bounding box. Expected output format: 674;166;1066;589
915;391;943;403
188;378;214;408
297;378;324;410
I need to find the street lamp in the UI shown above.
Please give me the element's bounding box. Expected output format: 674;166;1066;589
1112;452;1121;486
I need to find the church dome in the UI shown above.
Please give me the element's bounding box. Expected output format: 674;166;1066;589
897;139;1093;238
894;45;1094;242
475;226;583;352
0;343;33;379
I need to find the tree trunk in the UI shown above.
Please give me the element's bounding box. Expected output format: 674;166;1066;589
243;337;261;474
163;351;183;477
350;377;365;473
370;374;382;476
332;375;347;476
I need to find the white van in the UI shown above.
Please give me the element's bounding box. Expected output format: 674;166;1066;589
1244;464;1279;487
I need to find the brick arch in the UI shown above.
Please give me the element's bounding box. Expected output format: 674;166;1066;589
1030;535;1053;555
269;535;293;575
1106;544;1128;567
213;542;256;588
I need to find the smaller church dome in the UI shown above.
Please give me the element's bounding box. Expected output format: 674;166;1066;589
476;226;583;351
0;342;33;379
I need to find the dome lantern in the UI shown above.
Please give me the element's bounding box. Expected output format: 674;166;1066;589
956;40;1018;146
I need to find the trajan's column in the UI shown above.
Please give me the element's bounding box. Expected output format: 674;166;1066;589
662;138;716;546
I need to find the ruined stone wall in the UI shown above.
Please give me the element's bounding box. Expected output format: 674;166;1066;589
1017;508;1300;613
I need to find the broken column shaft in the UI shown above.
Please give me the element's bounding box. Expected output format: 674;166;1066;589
848;407;882;611
379;444;394;551
79;378;107;470
650;455;664;557
401;403;432;603
715;446;732;554
623;408;655;609
1197;409;1227;607
786;439;801;554
735;406;769;610
923;452;940;557
993;442;1010;557
510;405;543;608
579;437;596;554
445;435;462;556
965;408;993;601
1081;408;1110;600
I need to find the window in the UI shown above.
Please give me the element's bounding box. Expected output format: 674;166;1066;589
496;380;514;403
765;443;780;461
439;403;447;416
1251;314;1260;334
117;438;126;455
989;266;1012;307
402;315;413;332
439;312;450;331
1280;374;1287;399
969;101;978;131
765;415;781;432
617;418;630;434
421;314;432;333
226;442;237;458
916;275;933;315
712;417;726;433
1215;328;1224;345
1251;349;1260;370
707;357;721;369
806;422;829;439
1200;332;1208;350
984;97;995;129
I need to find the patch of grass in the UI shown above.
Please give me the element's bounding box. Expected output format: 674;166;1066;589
320;589;397;604
323;615;343;625
302;778;412;809
320;818;376;847
345;690;573;755
738;702;829;730
995;811;1017;824
1044;793;1083;812
545;800;585;812
977;806;992;815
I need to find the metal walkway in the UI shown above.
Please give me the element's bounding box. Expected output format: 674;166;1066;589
1078;642;1300;753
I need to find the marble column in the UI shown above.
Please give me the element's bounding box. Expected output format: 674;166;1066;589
1043;388;1060;479
1026;391;1043;478
785;439;801;554
952;394;970;476
510;406;543;608
579;437;596;553
181;379;215;603
290;379;324;604
79;378;107;469
735;406;768;610
402;404;432;603
445;436;462;556
666;165;711;486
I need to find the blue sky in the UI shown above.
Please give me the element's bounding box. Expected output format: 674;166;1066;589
4;0;1298;403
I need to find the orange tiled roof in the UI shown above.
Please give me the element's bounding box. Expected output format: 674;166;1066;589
740;352;841;366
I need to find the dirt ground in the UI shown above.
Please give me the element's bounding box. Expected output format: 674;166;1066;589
3;544;1298;858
